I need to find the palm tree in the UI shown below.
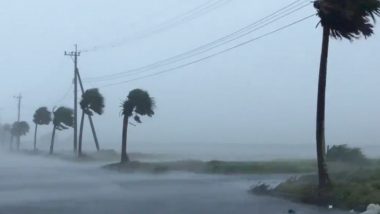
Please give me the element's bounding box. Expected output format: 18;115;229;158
313;0;380;189
78;88;105;156
50;107;74;154
120;89;155;163
33;107;52;151
11;121;30;150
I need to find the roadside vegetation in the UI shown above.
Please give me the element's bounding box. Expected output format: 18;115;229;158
251;145;380;212
105;159;317;174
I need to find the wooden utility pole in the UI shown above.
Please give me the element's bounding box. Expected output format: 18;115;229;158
76;70;100;151
14;94;22;122
13;93;22;149
65;44;100;154
65;45;80;153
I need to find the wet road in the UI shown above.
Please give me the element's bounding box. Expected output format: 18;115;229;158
0;152;347;214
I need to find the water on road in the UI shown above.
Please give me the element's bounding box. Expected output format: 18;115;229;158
0;152;347;214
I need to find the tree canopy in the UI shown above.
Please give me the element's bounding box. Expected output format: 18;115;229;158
314;0;380;39
53;107;74;130
122;89;155;123
11;121;30;137
80;88;105;116
33;107;52;125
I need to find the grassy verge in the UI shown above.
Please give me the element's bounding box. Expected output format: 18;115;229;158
251;161;380;212
104;159;316;174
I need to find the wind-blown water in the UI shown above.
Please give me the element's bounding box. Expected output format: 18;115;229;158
0;151;348;214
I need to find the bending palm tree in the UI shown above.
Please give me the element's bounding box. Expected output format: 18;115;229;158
11;121;30;150
121;89;155;163
33;107;52;151
50;107;74;154
314;0;380;189
78;88;105;156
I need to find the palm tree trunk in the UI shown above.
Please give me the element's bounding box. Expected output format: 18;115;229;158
78;111;85;157
316;26;331;189
34;123;38;152
121;116;129;163
50;126;56;155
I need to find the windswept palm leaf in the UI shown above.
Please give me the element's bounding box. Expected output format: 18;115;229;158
53;107;74;130
33;107;52;125
11;121;30;137
315;0;380;39
80;88;105;116
122;89;155;120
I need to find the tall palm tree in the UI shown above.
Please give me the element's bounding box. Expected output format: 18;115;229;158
78;88;105;156
11;121;30;150
120;89;155;163
314;0;380;189
50;107;74;154
33;107;52;151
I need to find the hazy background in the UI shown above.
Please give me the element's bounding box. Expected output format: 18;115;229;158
0;0;379;159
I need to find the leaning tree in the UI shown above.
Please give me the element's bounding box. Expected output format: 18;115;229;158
50;107;74;154
120;89;155;163
78;88;105;156
33;107;52;151
313;0;380;189
11;121;30;150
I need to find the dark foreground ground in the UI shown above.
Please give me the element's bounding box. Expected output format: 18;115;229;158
0;151;347;214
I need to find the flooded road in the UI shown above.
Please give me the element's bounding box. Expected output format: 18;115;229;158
0;152;347;214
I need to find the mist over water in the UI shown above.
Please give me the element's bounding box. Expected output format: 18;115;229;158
0;150;347;214
1;0;380;212
14;137;380;161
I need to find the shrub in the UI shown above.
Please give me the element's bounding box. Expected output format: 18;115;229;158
326;144;368;164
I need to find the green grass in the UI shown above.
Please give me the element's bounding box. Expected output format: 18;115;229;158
104;159;317;174
251;163;380;212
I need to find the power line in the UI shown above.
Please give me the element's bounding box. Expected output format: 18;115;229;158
85;0;308;81
97;14;316;88
13;94;22;122
81;0;230;53
54;84;73;107
85;0;311;82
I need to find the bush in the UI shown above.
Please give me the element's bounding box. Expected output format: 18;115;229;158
259;169;380;212
326;144;368;164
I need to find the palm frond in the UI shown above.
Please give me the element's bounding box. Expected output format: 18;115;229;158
53;106;74;130
33;107;52;125
122;89;155;122
11;121;30;136
315;0;380;40
80;88;105;115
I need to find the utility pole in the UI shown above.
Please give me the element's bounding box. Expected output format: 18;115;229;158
13;94;22;149
76;70;100;151
13;94;22;122
65;44;100;154
65;45;80;153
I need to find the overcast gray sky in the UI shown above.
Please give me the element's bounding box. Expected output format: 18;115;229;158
0;0;379;152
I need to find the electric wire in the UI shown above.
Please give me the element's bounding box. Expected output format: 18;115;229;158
97;14;316;88
85;0;311;82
